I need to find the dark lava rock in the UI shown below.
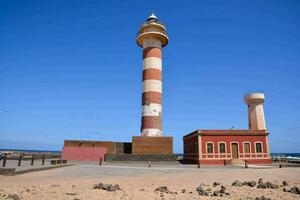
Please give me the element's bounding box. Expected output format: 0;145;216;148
257;178;266;189
267;182;278;189
213;182;221;187
244;181;257;187
6;194;20;200
181;189;186;193
232;180;243;187
213;191;220;196
220;185;226;193
232;180;256;187
283;187;290;192
257;179;278;189
290;187;300;194
283;186;300;195
196;186;204;195
282;181;288;186
93;183;122;192
196;186;209;196
73;198;80;200
154;186;169;193
255;196;271;200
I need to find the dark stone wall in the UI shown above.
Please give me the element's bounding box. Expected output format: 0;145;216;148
104;153;178;161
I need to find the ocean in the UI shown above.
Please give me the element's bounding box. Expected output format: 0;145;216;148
0;149;299;158
0;148;61;153
270;153;300;159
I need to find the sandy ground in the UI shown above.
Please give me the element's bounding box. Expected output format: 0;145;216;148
0;163;300;200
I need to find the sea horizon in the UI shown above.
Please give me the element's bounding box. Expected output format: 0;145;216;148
1;148;300;158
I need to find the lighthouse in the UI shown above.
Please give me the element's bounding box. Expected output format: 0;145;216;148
244;93;267;130
136;13;169;137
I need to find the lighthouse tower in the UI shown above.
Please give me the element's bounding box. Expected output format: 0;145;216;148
136;13;169;137
244;93;267;130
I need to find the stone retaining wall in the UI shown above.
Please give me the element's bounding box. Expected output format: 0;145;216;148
104;153;178;161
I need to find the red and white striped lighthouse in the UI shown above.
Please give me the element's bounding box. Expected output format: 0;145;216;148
136;13;169;137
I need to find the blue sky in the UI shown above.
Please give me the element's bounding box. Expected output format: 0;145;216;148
0;0;299;153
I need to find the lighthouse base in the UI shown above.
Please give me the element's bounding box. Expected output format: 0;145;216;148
132;136;173;155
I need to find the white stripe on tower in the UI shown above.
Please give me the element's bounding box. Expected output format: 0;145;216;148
142;80;162;93
143;57;162;70
142;103;162;116
142;129;162;137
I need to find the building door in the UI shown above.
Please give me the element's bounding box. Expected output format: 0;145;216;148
231;143;239;159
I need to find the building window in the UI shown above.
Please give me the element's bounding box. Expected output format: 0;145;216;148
244;143;250;153
207;143;213;153
219;143;226;153
256;143;262;153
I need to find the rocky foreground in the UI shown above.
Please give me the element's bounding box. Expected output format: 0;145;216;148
0;165;300;200
1;179;299;200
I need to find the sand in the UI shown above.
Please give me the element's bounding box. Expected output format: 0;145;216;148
0;164;300;200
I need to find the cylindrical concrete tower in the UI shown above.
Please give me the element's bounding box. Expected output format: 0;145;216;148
244;93;267;130
136;13;169;137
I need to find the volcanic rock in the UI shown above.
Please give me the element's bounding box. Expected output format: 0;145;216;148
244;181;257;187
232;180;243;187
282;181;288;186
212;191;219;196
93;183;122;192
213;182;220;187
257;179;278;189
290;186;300;194
196;186;209;196
220;185;226;193
255;196;271;200
154;186;169;193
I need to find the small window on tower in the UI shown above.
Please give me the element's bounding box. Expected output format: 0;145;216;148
256;143;262;153
219;143;226;153
207;143;213;153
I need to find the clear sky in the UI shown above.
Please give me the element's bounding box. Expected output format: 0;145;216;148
0;0;299;153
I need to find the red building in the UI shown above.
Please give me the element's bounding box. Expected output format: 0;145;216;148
183;130;271;165
183;93;272;165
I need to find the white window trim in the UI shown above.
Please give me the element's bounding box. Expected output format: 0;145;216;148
218;141;227;155
242;141;252;158
230;141;240;159
205;141;214;155
254;141;264;155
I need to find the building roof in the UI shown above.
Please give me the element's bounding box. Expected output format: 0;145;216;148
183;129;269;139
